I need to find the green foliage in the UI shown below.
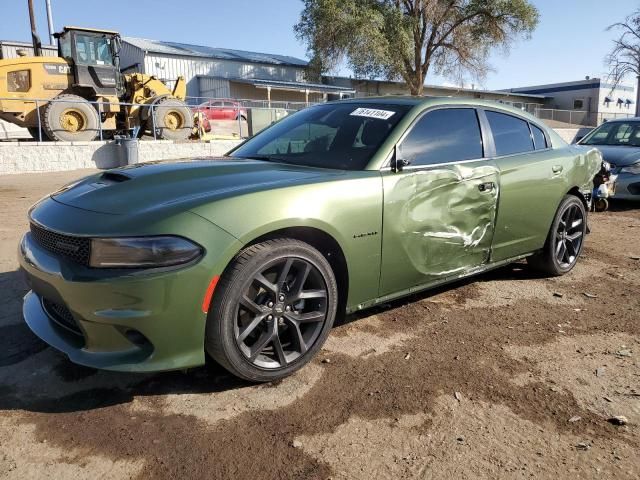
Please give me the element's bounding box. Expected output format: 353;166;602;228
295;0;539;94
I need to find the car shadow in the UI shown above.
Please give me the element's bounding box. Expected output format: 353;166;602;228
607;199;640;212
338;260;544;326
0;261;545;414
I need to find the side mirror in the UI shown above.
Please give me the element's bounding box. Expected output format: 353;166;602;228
392;144;411;172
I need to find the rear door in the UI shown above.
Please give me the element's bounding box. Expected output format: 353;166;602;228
379;107;500;296
483;109;567;261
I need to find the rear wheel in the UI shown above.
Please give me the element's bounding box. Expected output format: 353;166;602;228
206;239;338;382
149;98;193;141
43;94;100;142
527;195;587;276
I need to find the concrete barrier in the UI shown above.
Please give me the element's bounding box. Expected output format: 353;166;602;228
0;126;596;175
0;139;242;175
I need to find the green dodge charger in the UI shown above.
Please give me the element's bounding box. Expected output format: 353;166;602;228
19;98;601;381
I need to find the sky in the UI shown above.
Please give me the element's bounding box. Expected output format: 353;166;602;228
1;0;638;90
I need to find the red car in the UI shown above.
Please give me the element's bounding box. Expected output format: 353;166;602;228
195;99;247;122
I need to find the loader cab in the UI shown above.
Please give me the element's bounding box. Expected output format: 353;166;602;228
55;27;124;97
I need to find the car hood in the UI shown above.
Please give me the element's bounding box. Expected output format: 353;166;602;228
51;158;345;215
588;145;640;167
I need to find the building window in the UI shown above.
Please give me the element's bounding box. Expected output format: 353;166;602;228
573;99;584;110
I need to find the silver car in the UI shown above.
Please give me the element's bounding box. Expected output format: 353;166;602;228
579;119;640;200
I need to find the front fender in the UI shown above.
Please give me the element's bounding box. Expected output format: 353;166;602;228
189;173;384;309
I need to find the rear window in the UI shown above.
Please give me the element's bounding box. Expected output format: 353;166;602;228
531;124;548;150
486;111;534;156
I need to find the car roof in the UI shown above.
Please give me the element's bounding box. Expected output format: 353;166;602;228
331;96;544;125
602;117;640;123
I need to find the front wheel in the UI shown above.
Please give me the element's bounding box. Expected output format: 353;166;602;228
527;195;587;276
206;239;338;382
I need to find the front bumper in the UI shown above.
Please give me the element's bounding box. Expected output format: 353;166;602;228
19;232;214;372
612;172;640;200
18;198;242;372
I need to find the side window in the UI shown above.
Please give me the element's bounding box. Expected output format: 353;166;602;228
531;124;548;150
400;108;483;166
485;111;534;156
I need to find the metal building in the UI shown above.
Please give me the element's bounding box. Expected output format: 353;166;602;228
0;40;57;59
119;37;354;104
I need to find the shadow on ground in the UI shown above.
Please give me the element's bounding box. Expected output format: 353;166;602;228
0;261;546;415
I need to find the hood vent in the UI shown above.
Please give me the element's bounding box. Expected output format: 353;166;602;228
99;171;131;184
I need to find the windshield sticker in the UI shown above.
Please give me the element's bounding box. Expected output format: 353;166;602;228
350;108;395;120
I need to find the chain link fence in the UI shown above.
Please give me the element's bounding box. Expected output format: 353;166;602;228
0;96;300;142
2;94;636;142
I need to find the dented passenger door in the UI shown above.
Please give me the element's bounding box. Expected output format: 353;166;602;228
379;107;500;296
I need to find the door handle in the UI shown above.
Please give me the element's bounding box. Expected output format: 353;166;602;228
478;182;495;192
552;165;563;174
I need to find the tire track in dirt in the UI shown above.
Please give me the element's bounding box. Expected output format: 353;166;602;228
4;272;638;479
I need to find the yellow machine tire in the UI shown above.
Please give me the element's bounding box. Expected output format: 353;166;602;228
149;98;193;141
43;94;100;142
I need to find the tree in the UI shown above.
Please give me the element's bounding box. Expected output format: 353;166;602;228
295;0;539;95
605;9;640;117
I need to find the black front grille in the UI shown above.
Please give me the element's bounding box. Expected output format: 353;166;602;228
30;223;91;266
42;298;83;336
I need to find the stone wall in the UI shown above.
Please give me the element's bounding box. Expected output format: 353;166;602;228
0;140;242;175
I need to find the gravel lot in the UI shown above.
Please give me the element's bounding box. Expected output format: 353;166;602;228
0;169;638;479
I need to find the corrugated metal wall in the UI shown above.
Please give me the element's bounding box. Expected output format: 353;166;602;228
0;43;57;59
141;53;306;99
198;77;231;99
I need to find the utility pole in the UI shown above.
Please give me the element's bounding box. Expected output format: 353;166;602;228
45;0;55;45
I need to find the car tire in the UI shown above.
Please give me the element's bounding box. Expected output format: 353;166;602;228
527;195;587;276
205;238;338;382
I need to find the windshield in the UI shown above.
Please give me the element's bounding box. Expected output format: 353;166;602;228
230;103;411;170
74;34;115;66
581;121;640;147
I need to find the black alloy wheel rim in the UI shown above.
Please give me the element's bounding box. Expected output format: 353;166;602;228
555;204;585;268
234;257;328;369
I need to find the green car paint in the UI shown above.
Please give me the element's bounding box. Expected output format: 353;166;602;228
19;97;602;372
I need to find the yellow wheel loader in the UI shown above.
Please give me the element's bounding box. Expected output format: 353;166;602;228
0;26;193;141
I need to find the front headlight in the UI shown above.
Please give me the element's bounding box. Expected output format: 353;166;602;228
89;236;203;268
620;162;640;174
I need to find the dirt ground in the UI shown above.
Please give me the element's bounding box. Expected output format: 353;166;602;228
0;169;638;480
